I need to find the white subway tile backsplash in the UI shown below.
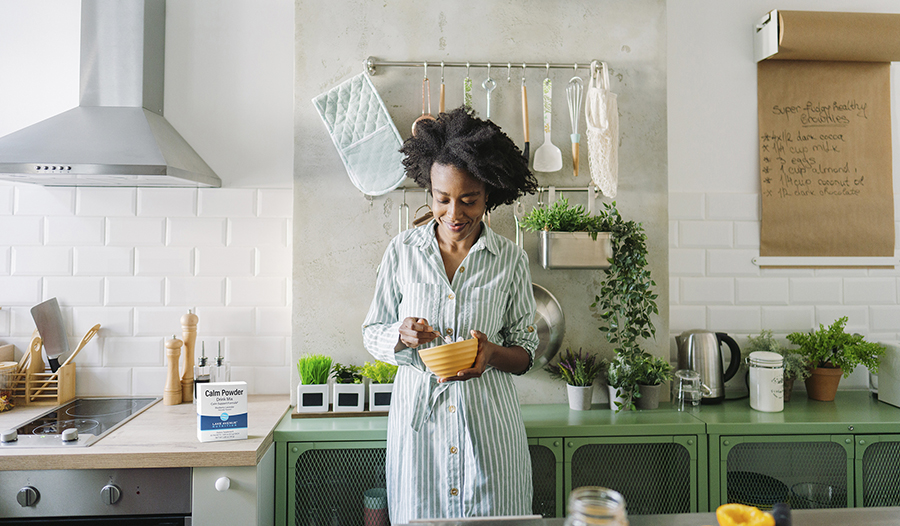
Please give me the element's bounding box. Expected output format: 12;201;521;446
668;193;704;220
733;221;760;248
167;277;226;306
9;307;38;336
0;308;8;335
103;337;163;366
135;247;194;276
760;306;815;332
760;267;815;277
790;278;842;304
196;247;255;276
132;367;167;396
669;306;707;332
14;186;75;216
257;245;291;276
199;188;256;217
814;306;868;328
0;277;41;306
669;221;678;248
844;278;897;305
870;306;900;332
45;216;104;245
43;277;104;305
137;188;197;217
228;277;286;306
74;247;134;276
735;278;789;305
72;307;133;337
106;277;165;306
107;218;166;246
259;189;292;217
707;194;759;221
708;249;760;276
228;218;286;246
194;307;254;335
77;188;135;216
227;336;287;366
708;306;761;333
669;248;705;276
134;307;189;336
669;278;679;305
0;247;9;275
679;221;732;248
75;367;133;397
65;337;101;367
11;246;71;275
167;218;226;246
256;307;291;335
0;217;42;245
681;277;734;304
0;185;13;215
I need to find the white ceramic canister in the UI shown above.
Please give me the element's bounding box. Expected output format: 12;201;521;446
748;351;784;412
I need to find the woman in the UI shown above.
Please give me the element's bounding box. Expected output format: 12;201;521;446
362;107;540;523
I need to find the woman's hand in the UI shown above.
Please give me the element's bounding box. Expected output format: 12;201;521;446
396;317;441;350
439;330;494;383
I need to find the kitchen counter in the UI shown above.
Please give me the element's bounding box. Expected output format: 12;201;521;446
0;395;290;471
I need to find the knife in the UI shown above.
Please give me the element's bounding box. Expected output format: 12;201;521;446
30;297;69;373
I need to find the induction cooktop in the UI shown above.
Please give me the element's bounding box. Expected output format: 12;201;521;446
0;397;159;448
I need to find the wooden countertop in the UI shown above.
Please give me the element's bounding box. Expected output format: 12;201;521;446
0;395;290;471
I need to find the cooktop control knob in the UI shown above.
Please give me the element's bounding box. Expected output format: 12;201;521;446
1;429;17;443
100;484;122;505
16;486;39;507
61;428;78;442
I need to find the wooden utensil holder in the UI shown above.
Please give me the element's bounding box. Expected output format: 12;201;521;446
10;363;76;406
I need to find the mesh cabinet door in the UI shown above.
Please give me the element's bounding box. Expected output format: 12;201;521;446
720;435;853;510
530;439;564;518
857;435;900;507
288;442;387;526
565;436;698;516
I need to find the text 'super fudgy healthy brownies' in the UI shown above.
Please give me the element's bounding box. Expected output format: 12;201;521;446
197;381;248;442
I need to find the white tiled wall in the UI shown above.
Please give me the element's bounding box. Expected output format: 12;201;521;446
669;192;900;389
0;185;292;396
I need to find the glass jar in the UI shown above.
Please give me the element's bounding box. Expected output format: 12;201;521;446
748;351;784;412
564;486;629;526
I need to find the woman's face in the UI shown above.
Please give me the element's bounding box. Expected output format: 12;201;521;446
429;163;488;245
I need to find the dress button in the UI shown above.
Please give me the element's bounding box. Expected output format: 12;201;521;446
446;328;453;336
527;325;535;333
448;405;456;413
450;488;459;496
448;293;455;300
459;266;465;273
450;446;458;454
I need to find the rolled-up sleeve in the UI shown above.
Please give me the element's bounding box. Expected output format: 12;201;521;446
362;239;415;366
500;248;539;373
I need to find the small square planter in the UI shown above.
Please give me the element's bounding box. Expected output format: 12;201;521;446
368;383;393;411
539;231;612;269
332;383;365;412
635;383;661;410
296;384;329;413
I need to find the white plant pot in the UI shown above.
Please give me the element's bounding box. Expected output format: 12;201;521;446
567;384;593;411
368;383;393;411
296;384;329;413
332;383;365;412
608;385;631;411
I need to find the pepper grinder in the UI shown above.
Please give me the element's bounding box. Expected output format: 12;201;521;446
164;335;183;405
180;309;198;403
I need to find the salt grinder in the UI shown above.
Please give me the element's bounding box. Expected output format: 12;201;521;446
180;309;198;403
164;335;183;405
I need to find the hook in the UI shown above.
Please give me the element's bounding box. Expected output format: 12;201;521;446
522;63;527;85
507;63;512;83
466;61;470;77
422;62;428;80
574;63;578;74
440;61;445;84
545;63;550;78
487;63;491;79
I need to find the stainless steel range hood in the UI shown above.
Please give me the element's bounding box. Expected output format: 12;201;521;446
0;0;221;187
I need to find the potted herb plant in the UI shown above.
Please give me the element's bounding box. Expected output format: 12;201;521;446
361;360;398;411
745;330;810;402
331;363;364;412
786;317;885;402
545;348;604;411
605;354;639;411
296;353;332;413
521;197;612;269
634;354;673;410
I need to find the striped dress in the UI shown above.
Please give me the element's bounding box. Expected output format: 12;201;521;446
362;220;538;524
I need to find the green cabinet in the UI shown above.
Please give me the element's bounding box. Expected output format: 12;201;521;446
855;435;900;507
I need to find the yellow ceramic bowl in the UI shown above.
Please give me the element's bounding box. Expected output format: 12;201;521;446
418;338;478;378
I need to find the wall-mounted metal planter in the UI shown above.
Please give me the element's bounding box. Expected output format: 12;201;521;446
539;231;612;269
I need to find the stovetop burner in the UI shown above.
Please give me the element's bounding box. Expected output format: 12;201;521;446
2;397;159;448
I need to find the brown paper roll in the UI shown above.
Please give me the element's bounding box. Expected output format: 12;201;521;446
771;11;900;62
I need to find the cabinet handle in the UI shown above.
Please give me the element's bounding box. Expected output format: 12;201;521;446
215;477;231;492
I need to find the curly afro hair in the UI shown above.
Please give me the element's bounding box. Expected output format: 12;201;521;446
400;107;538;211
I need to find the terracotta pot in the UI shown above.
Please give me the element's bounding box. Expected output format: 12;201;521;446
635;383;660;410
783;377;795;402
805;366;843;401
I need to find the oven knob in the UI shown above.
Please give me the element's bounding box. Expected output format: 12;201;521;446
100;484;121;505
16;486;39;507
61;428;78;442
1;429;17;443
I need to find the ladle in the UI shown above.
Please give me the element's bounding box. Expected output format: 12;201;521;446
411;62;435;136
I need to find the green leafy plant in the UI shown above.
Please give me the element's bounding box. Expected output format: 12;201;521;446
297;354;332;385
360;361;398;384
545;348;603;387
604;354;640;411
746;330;810;381
332;363;362;384
521;197;608;239
634;354;673;386
786;317;885;378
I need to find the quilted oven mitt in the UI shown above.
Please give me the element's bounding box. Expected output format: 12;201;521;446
312;72;406;197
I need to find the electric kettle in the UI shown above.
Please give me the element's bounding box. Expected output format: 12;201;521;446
676;330;742;404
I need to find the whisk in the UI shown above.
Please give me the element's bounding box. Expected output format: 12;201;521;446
566;76;584;177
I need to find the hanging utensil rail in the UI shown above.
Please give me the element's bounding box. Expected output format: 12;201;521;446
365;57;603;76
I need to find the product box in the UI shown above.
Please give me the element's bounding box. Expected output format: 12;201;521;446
197;381;248;442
